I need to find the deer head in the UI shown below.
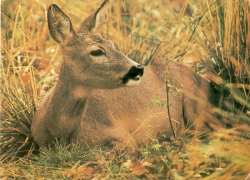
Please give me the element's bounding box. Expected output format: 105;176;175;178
47;0;144;89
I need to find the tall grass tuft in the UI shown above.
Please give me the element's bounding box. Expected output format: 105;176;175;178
0;72;39;162
171;0;250;126
1;33;40;162
1;0;47;162
199;0;250;126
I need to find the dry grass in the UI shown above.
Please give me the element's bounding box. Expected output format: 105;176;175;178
1;0;250;179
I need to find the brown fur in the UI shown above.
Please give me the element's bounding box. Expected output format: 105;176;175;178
31;1;218;148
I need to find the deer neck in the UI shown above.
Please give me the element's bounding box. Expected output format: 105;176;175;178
50;76;93;119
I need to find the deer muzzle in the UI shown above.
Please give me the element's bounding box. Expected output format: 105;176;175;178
121;65;144;86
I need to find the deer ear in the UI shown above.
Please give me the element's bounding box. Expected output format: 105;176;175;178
77;0;109;33
47;4;75;43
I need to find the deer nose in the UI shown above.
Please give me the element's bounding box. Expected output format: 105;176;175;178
136;65;144;76
121;65;144;84
127;65;144;78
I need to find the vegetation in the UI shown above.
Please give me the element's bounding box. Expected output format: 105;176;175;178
1;0;250;179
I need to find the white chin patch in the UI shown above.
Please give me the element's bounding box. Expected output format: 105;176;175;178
126;79;141;86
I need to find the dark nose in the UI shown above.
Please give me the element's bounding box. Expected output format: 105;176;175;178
128;65;144;77
121;65;144;84
136;65;144;76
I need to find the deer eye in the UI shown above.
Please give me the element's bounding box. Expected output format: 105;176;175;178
90;49;105;56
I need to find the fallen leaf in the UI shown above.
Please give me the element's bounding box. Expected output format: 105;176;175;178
63;164;96;179
215;168;223;171
193;173;202;178
161;141;168;147
131;160;149;176
177;162;184;173
157;174;166;179
37;169;43;175
98;157;106;166
168;152;174;161
122;160;132;169
79;167;95;179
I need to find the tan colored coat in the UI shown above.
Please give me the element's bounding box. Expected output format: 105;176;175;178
31;0;219;148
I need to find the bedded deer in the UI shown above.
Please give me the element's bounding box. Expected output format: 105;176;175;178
31;0;219;148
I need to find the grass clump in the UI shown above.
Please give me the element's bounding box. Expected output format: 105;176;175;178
196;0;250;126
0;86;38;162
1;132;249;179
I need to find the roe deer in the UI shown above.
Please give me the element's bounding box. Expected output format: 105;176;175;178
31;0;219;148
